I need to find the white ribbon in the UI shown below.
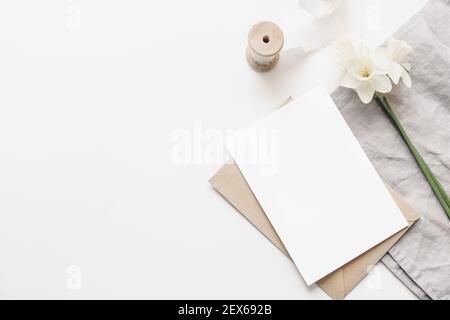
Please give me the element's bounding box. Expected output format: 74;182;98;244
298;0;343;19
296;0;345;52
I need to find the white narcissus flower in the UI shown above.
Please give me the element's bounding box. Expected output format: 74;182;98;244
335;37;413;104
337;43;392;104
379;38;413;87
334;38;360;71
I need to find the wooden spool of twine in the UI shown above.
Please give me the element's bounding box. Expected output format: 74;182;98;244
246;21;284;72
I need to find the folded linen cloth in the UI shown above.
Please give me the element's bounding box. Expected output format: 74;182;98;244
331;0;450;300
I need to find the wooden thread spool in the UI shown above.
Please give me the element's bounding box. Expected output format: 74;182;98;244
246;21;284;72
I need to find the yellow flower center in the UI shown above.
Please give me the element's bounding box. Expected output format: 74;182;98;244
360;68;371;78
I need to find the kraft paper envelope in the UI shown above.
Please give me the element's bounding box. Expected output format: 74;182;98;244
209;98;421;299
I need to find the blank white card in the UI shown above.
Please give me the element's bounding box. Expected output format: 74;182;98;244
226;87;408;285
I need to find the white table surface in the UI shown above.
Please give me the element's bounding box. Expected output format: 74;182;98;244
0;0;428;299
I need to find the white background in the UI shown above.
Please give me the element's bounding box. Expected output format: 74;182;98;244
0;0;427;299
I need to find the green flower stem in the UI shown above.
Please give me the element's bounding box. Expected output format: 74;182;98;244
381;96;450;209
374;94;450;219
380;96;450;215
379;96;450;207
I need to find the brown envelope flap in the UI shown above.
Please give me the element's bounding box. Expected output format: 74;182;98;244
319;212;415;299
209;162;289;256
208;96;292;256
210;161;420;299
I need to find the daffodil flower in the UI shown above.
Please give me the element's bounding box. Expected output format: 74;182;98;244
378;38;413;87
335;39;392;103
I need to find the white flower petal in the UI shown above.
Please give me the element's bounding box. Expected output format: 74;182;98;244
401;70;412;88
385;38;412;63
386;38;396;57
334;38;357;70
356;82;375;104
371;75;392;93
373;51;391;74
341;72;360;89
388;63;404;85
403;62;412;71
398;44;412;62
386;38;403;60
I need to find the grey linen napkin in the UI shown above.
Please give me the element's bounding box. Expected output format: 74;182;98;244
331;0;450;300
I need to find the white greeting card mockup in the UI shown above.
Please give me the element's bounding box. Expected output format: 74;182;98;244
226;86;408;285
